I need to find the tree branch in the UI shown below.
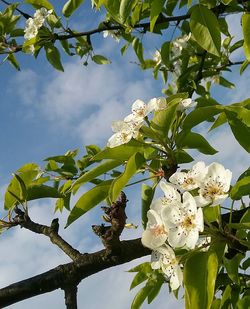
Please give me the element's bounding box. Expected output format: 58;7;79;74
0;0;31;19
63;285;78;309
0;237;150;307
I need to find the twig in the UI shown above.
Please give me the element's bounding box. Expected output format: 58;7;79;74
0;0;31;19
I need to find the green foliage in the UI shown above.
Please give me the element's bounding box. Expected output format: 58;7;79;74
1;1;250;308
184;252;218;309
190;4;221;56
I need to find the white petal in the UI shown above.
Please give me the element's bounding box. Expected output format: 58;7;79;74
185;229;199;249
182;191;197;215
141;229;167;250
169;266;183;290
168;227;186;248
161;205;182;228
169;172;186;186
159;181;181;202
147;209;163;226
194;195;210;207
111;120;129;132
196;208;204;232
151;251;161;269
150;198;164;214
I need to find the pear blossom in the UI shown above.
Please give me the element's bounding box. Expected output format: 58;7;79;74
153;50;162;65
151;182;181;214
103;30;120;42
107;120;141;148
33;8;53;27
169;161;207;191
24;18;38;40
130;99;155;120
151;245;183;290
196;162;232;207
178;98;197;111
148;97;166;111
141;209;168;250
162;192;204;249
172;33;191;55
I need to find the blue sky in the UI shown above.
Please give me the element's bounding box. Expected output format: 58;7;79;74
0;2;249;308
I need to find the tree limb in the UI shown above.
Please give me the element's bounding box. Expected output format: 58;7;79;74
0;238;150;308
63;285;78;309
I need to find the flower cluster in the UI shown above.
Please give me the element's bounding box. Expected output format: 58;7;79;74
24;8;53;53
107;96;195;148
141;161;232;291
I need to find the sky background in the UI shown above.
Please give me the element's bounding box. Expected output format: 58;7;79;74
0;1;249;308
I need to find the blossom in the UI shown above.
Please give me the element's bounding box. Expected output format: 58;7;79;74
178;98;197;111
172;33;191;55
141;209;168;250
162;192;204;249
107;120;140;148
148;97;166;111
103;30;120;42
24;18;38;40
169;161;207;191
33;8;52;28
24;8;52;42
130;99;154;120
153;50;161;65
151;182;181;214
196;162;232;206
151;245;183;290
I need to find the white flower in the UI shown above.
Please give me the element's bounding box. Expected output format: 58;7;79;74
130;99;154;120
153;50;161;65
172;33;191;55
196;162;232;206
107;120;139;148
103;30;120;42
151;182;181;214
24;18;38;40
141;209;168;250
169;161;207;191
178;98;197;111
162;192;204;249
33;8;52;28
151;245;183;290
148;97;166;111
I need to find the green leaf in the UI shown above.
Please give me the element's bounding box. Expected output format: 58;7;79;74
109;152;145;202
131;282;154;309
92;140;154;161
66;180;113;226
160;41;170;65
71;159;122;193
150;98;181;135
62;0;85;18
183;106;223;129
130;271;148;290
227;222;250;229
190;4;221;56
230;176;250;200
27;184;62;201
218;76;235;89
141;184;155;229
132;37;144;63
128;262;152;273
119;0;136;23
150;0;165;32
220;285;231;309
184;252;218;309
223;253;245;283
45;45;64;72
225;110;250;153
240;60;250;75
236;296;250;309
176;131;217;155
242;13;250;61
209;112;227;131
173;149;194;164
220;0;233;4
92;55;111;65
7;54;20;71
25;0;54;10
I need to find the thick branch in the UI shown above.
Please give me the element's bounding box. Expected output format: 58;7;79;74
64;285;78;309
0;237;150;307
14;210;82;261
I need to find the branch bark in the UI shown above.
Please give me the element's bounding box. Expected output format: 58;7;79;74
0;237;150;308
